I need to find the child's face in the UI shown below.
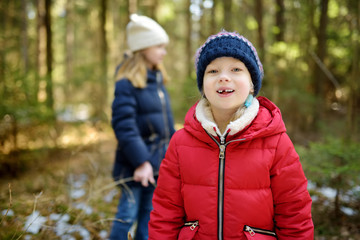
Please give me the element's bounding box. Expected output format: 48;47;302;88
203;57;252;116
142;44;167;68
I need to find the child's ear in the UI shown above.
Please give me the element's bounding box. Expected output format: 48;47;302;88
249;81;255;94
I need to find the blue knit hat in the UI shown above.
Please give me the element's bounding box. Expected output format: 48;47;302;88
195;31;264;96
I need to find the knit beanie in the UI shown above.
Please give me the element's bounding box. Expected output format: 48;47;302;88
195;31;264;96
126;14;169;52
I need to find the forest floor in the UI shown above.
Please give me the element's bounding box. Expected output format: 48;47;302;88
0;123;120;239
0;123;359;239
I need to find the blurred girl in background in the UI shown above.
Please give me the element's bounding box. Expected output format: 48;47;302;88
110;14;175;240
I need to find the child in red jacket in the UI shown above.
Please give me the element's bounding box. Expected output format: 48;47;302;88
149;30;314;239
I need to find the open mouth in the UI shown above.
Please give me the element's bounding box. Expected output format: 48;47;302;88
217;89;234;94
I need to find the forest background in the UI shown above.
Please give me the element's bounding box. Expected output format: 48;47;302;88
0;0;360;239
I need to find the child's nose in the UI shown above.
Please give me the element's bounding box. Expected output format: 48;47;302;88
219;72;230;82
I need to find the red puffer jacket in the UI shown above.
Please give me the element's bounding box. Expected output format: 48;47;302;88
149;97;314;240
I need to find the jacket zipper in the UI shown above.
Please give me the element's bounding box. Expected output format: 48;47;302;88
183;220;199;230
207;133;227;240
156;72;170;148
218;136;226;240
206;132;247;240
244;225;277;237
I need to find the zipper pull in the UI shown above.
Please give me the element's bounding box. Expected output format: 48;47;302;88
220;136;225;145
156;72;161;83
245;226;255;236
219;145;225;159
190;221;198;230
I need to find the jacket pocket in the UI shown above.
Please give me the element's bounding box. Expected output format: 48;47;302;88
243;225;277;239
178;221;199;240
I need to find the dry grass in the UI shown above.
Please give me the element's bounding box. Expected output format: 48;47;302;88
0;123;120;239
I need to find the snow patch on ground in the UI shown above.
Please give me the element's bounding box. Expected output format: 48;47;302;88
4;173;113;239
308;180;359;216
23;210;47;234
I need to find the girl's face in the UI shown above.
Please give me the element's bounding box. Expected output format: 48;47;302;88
203;57;253;117
142;44;167;69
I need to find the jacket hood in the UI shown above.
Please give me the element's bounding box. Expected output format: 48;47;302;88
183;96;286;143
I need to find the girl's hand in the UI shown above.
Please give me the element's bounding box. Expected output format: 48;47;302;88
134;161;155;187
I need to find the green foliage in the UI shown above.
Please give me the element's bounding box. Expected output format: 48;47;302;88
299;137;360;190
297;137;360;237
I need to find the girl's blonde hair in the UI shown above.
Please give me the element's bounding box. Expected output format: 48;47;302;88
115;51;169;88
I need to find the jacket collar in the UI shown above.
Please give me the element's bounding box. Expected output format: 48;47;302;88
147;68;162;84
195;97;259;137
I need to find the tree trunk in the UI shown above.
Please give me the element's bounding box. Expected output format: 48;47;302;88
333;174;342;224
97;0;108;121
308;0;316;36
302;0;316;131
0;1;7;100
20;0;30;102
254;0;265;60
275;0;285;42
44;0;54;115
271;0;285;104
64;0;74;103
199;2;206;41
21;0;29;74
312;0;329;131
35;0;44;104
186;0;192;77
129;0;137;14
347;0;360;138
147;0;158;20
210;0;218;34
223;0;232;31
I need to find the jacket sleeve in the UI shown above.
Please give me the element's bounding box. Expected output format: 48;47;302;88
111;80;150;168
270;133;314;239
149;133;185;239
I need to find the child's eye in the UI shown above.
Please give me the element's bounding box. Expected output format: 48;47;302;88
233;67;242;72
207;69;218;74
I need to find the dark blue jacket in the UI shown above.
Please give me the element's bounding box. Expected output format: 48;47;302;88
111;69;175;185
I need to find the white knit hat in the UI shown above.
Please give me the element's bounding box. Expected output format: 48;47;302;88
126;14;169;52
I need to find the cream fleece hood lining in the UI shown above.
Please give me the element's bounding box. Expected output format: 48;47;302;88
195;97;260;137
